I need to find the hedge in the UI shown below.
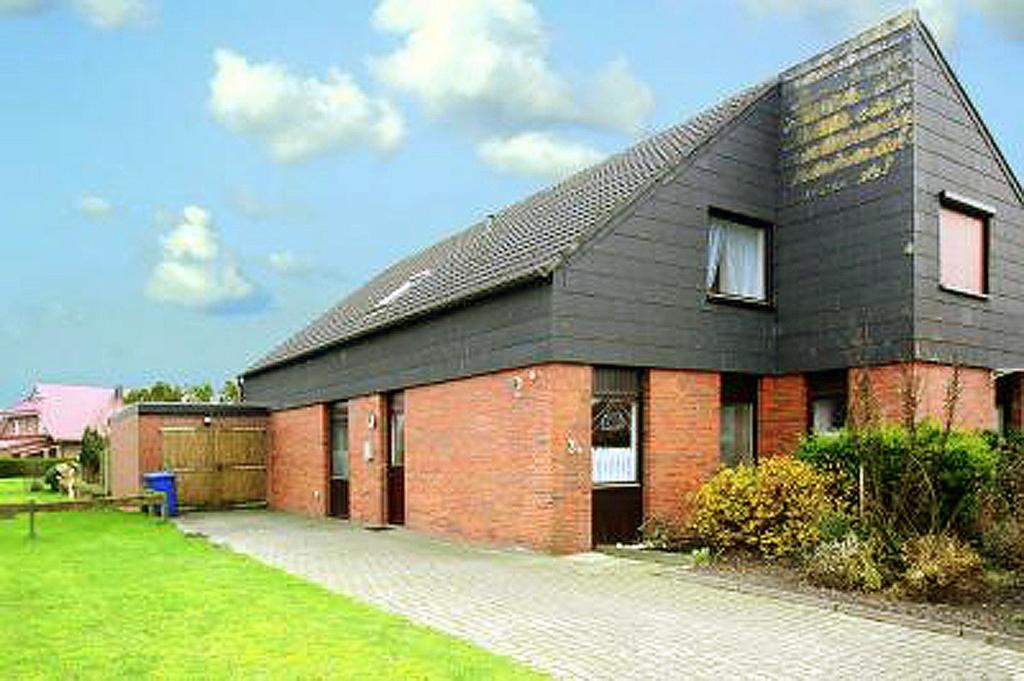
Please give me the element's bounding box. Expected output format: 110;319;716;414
0;457;74;479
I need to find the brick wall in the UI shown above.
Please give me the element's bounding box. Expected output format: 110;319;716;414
851;362;995;430
109;411;267;499
109;413;139;497
758;374;808;458
267;404;329;516
643;369;720;527
404;364;592;554
348;394;387;525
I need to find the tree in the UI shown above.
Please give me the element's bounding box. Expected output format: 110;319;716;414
184;382;214;403
124;381;184;404
220;379;242;404
124;378;241;404
79;426;106;481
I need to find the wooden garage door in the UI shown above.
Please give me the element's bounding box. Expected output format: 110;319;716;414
161;426;267;508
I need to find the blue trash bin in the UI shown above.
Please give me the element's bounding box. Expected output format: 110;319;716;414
142;471;178;517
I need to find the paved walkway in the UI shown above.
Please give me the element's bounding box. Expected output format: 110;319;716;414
177;511;1024;680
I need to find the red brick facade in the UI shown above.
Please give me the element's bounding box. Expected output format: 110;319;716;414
267;405;329;516
404;364;591;553
644;369;720;527
758;374;808;458
258;359;999;553
850;362;995;431
347;394;387;525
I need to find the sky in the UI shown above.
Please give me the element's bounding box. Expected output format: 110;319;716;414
0;0;1021;404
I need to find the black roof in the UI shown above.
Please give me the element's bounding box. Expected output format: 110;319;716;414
247;82;773;374
111;402;270;421
250;10;1024;376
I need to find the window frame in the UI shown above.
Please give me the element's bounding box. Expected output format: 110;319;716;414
387;392;405;468
938;191;993;300
806;370;848;435
719;373;759;468
591;367;643;488
705;207;774;309
329;401;349;480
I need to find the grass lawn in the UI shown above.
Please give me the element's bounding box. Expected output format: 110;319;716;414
0;510;541;680
0;477;65;504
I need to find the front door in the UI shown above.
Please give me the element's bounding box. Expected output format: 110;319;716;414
386;393;405;525
329;402;349;518
591;368;643;546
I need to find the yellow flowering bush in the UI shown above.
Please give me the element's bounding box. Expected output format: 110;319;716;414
693;457;832;558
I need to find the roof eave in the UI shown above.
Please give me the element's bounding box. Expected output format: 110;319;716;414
913;17;1024;206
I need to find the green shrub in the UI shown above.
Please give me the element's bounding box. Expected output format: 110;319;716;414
690;547;712;567
805;533;884;592
693;458;831;558
795;423;998;543
899;534;984;602
28;478;45;492
818;509;857;544
979;431;1024;570
639;516;686;551
79;427;107;481
981;518;1024;572
43;464;61;492
75;481;106;499
0;457;74;479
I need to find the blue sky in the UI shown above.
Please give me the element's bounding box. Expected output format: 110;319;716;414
0;0;1021;404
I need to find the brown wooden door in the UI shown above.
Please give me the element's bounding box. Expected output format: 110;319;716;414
329;403;350;519
161;425;266;509
386;393;405;525
386;466;404;525
592;486;643;545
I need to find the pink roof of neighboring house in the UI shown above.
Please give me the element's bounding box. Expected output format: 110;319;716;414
2;384;122;442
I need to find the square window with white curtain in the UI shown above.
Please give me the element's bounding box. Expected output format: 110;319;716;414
706;212;769;302
592;396;638;485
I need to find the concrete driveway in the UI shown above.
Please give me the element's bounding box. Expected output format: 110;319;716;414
176;511;1024;680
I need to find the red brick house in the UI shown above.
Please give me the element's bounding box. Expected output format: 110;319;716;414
241;13;1024;553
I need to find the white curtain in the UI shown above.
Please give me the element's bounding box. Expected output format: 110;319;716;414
706;222;724;289
710;219;765;300
592;403;638;484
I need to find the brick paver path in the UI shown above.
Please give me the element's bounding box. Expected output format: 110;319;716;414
177;511;1024;680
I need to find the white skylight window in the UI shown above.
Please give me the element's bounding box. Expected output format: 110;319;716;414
374;270;432;309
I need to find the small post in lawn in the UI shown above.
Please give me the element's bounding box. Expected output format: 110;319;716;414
28;500;36;540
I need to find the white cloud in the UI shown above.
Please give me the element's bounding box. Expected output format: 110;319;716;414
73;0;152;29
146;206;260;311
267;251;308;276
369;0;655;134
476;132;605;178
209;48;405;163
78;193;113;218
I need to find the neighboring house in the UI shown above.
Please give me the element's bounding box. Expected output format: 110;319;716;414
0;384;123;459
241;13;1024;553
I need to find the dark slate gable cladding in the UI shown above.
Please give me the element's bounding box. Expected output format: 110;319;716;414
246;82;773;375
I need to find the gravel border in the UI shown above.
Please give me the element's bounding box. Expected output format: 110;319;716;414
601;547;1024;653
